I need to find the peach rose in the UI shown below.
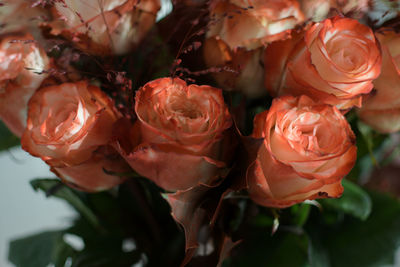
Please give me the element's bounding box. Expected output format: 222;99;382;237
264;16;382;110
358;31;400;133
115;77;232;192
21;81;129;191
207;0;304;50
247;95;356;208
48;0;160;55
203;37;265;98
0;33;50;137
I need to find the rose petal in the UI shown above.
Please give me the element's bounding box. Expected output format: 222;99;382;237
358;31;400;133
121;144;226;191
248;95;356;208
52;146;129;192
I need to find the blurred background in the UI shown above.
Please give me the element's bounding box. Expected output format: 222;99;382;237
0;147;74;267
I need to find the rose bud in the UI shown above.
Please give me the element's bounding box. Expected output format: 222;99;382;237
203;37;265;98
21;81;130;191
357;31;400;133
207;0;305;50
247;95;357;208
0;33;50;137
48;0;160;55
115;77;233;192
265;16;382;110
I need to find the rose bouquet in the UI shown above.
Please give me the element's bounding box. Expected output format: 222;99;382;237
2;0;400;266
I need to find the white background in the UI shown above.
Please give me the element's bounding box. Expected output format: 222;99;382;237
0;147;74;267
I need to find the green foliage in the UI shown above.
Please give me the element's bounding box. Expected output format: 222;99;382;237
229;229;309;267
291;203;312;226
227;188;400;267
10;178;185;267
357;121;380;166
8;230;75;267
346;121;388;182
307;191;400;267
0;121;19;151
320;179;372;220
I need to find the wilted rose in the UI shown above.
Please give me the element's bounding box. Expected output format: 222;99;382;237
207;0;304;50
115;77;233;192
21;81;129;191
48;0;160;55
265;16;382;110
203;37;265;98
0;33;50;137
358;31;400;133
247;95;356;208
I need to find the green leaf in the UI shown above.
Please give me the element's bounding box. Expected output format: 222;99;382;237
0;121;19;151
30;178;102;231
320;179;372;220
69;237;141;267
53;238;76;267
230;230;309;267
308;234;330;267
356;121;388;168
250;213;274;228
291;203;312;226
307;191;400;267
8;230;74;267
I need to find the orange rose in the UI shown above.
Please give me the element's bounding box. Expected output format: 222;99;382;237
0;33;50;137
247;95;356;208
48;0;160;55
358;31;400;133
21;81;129;191
207;0;304;50
115;77;233;192
265;16;382;110
203;37;265;98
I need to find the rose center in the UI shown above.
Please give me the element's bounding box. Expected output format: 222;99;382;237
170;101;202;119
285;112;322;151
332;48;359;70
